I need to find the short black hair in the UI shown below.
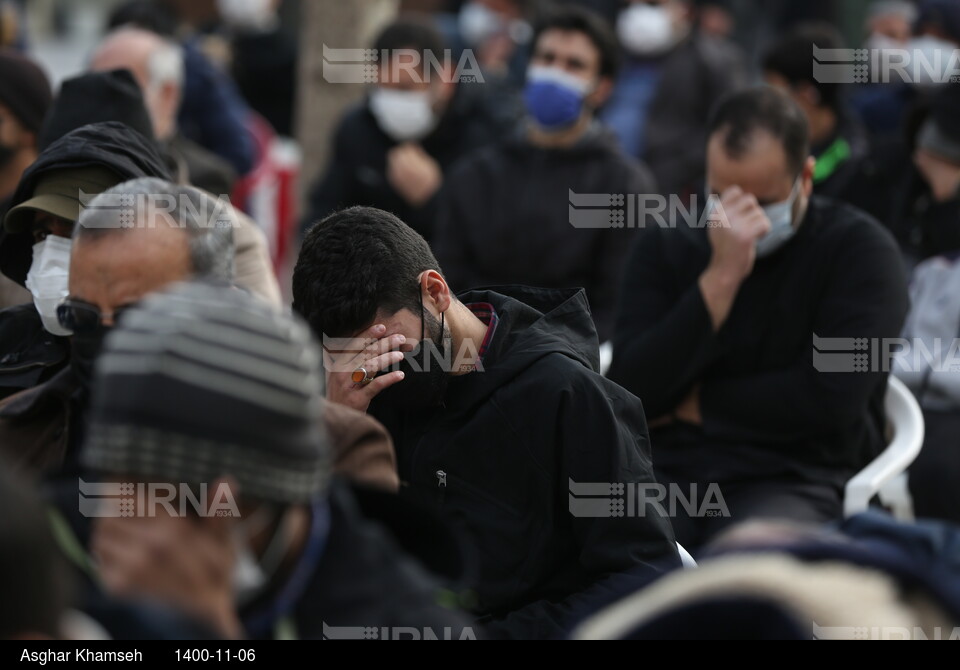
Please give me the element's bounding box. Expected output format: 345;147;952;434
373;15;447;55
293;207;446;338
531;4;621;79
762;24;846;113
708;86;811;176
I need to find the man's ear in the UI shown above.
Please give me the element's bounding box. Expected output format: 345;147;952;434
801;155;816;197
587;76;614;110
163;81;182;117
20;128;37;152
795;82;821;110
420;269;452;314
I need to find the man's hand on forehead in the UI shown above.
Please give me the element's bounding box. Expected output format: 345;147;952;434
322;323;410;413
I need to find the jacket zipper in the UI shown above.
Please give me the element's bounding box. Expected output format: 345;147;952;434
0;360;51;374
436;469;447;504
436;469;520;518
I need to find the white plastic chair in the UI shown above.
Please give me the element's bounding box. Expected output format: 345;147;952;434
843;376;924;521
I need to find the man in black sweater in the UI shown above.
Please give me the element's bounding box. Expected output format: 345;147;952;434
609;87;909;550
293;206;679;639
433;6;655;343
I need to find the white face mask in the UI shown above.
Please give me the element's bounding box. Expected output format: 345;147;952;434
458;1;504;47
617;3;678;56
908;35;957;87
756;177;802;258
25;235;73;337
217;0;276;31
368;88;438;142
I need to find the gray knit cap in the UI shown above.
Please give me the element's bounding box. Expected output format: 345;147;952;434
81;281;330;503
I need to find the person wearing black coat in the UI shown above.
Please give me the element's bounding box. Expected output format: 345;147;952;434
301;18;519;242
0;121;171;401
293;206;680;640
434;124;653;343
609;88;909;550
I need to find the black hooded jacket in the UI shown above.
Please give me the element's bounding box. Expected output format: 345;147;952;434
368;286;679;639
0;122;171;399
1;121;172;286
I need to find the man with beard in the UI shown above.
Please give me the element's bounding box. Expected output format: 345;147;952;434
292;206;680;640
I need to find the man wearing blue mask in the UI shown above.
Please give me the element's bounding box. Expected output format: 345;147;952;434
302;17;517;243
609;87;909;550
434;5;655;342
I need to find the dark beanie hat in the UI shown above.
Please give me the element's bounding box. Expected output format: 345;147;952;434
0;49;52;133
38;69;154;151
82;281;330;504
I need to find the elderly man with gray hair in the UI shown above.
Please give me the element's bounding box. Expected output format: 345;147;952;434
91;26;237;196
0;177;398;490
0;177;233;473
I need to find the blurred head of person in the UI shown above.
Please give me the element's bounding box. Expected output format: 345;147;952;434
864;0;918;49
524;5;618;144
365;18;461;144
0;460;71;639
2;123;171;337
108;0;179;36
90;27;185;142
913;83;960;203
0;50;53;198
61;177;234;389
458;0;532;47
0;1;22;49
910;0;960;87
294;206;469;411
917;0;960;46
158;0;220;28
763;26;845;147
82;280;329;624
706;87;814;258
38;69;156;151
616;0;692;57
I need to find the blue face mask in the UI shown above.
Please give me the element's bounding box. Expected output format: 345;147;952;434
757;177;803;258
523;65;591;130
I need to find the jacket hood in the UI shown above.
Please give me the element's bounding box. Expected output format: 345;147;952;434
1;121;172;286
447;286;600;408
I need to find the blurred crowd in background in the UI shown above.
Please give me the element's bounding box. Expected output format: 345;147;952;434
2;0;960;641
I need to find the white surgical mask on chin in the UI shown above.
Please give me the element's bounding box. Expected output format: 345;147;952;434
368;88;438;142
25;235;73;337
756;178;802;258
617;4;678;56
